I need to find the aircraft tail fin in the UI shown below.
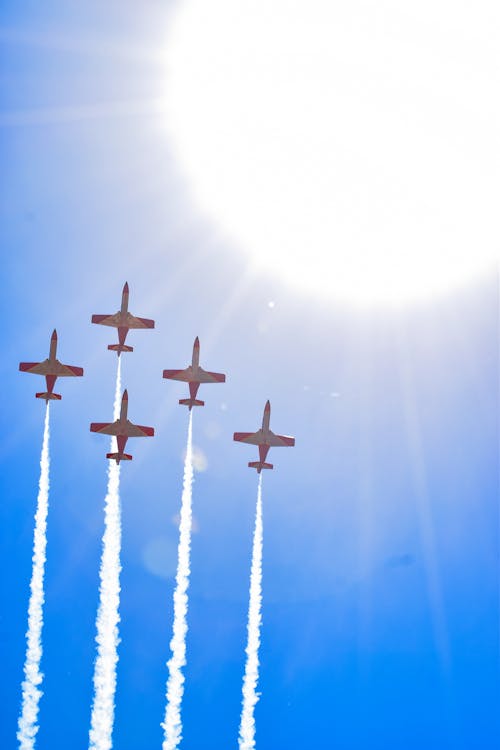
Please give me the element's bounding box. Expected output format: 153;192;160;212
108;343;133;354
248;461;273;472
106;452;132;463
36;392;61;401
179;398;204;410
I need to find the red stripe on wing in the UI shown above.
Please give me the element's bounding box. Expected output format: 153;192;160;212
274;435;295;447
233;432;259;444
136;317;155;328
163;369;190;381
136;425;154;436
64;365;84;376
199;371;226;383
19;362;40;372
90;422;113;433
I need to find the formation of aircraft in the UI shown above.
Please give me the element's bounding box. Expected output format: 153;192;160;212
20;283;295;469
234;400;295;473
90;389;154;463
91;282;155;355
19;329;83;401
163;336;226;410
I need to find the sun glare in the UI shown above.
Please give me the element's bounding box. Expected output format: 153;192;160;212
164;0;497;305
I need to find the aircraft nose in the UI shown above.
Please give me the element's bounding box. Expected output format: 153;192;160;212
123;389;128;400
194;336;200;347
52;329;57;340
123;281;129;294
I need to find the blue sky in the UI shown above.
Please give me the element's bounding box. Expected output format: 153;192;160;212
1;3;499;749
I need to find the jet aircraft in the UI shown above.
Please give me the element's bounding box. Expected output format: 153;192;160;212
90;389;154;463
19;329;84;401
91;282;155;354
163;337;225;409
233;400;295;472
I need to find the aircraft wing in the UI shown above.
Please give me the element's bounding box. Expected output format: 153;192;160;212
123;421;154;437
20;360;50;375
90;421;154;437
163;367;225;384
267;432;295;447
233;431;262;445
19;360;83;377
125;313;155;329
90;421;120;436
163;368;192;383
53;361;83;377
197;368;226;384
91;312;154;329
91;313;121;327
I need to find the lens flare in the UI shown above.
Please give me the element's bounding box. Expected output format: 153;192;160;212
164;0;497;305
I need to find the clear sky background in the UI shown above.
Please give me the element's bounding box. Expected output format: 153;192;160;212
1;2;499;749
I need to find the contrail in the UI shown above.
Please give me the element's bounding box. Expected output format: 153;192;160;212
17;404;51;750
89;358;122;750
239;474;264;750
161;411;194;750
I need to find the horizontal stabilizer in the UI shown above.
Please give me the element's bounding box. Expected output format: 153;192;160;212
106;452;132;463
36;392;62;401
248;461;273;471
179;398;204;409
108;344;133;353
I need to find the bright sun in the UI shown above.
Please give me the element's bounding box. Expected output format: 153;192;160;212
164;0;497;305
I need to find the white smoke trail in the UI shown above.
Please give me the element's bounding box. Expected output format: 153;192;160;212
238;474;264;750
89;358;122;750
161;411;194;750
17;404;51;750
